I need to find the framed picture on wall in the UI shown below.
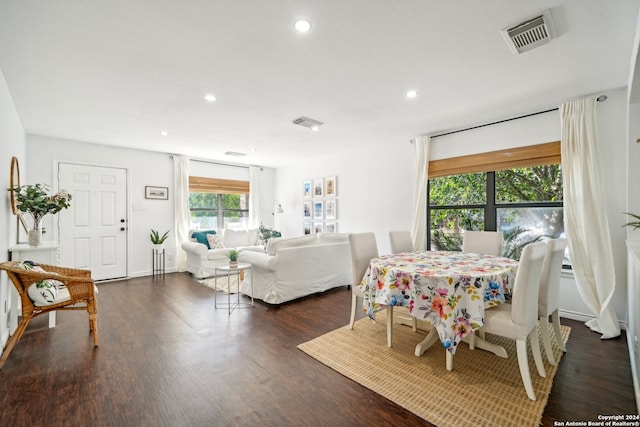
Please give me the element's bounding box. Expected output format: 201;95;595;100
303;180;312;198
325;222;336;233
303;221;311;235
145;186;168;200
313;178;324;198
325;176;336;197
314;222;324;233
325;199;337;220
313;200;324;220
303;201;312;219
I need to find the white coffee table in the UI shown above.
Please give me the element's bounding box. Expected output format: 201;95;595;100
214;262;253;314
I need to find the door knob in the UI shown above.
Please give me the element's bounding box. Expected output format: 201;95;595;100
120;219;126;223
120;227;125;231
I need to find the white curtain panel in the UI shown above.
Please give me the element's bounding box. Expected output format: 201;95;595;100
560;97;620;339
411;136;430;251
249;166;261;229
173;155;191;271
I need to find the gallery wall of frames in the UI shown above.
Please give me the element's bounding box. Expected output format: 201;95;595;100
302;176;337;234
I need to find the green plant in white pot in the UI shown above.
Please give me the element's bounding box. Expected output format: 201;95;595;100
228;249;239;268
150;229;170;249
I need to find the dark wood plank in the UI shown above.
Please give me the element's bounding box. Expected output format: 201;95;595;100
0;273;636;426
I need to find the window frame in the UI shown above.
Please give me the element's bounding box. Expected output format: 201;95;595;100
426;142;567;267
188;176;249;230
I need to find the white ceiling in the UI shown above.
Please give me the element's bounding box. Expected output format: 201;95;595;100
0;1;638;168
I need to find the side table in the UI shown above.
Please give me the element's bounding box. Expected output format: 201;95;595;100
152;248;165;278
214;263;253;315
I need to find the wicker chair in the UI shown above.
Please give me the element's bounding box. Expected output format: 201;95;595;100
0;261;99;369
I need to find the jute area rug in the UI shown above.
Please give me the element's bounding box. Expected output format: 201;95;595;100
198;275;240;294
298;310;571;427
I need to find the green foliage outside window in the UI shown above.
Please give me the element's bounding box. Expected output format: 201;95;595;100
428;165;564;260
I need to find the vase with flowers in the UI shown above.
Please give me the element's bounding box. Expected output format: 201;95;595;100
8;183;72;246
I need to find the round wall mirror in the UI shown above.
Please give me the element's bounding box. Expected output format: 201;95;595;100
10;156;20;214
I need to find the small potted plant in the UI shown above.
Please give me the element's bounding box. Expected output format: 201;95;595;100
150;229;170;250
228;249;239;268
623;212;640;230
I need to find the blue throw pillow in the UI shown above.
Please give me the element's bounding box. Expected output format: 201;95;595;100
191;230;217;249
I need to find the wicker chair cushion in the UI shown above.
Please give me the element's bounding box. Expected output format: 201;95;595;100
16;261;68;306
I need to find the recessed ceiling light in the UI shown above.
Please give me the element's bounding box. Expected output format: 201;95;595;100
406;90;418;99
204;93;216;103
294;19;311;33
160;130;169;136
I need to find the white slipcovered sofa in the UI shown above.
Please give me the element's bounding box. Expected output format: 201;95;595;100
181;228;263;279
238;233;352;304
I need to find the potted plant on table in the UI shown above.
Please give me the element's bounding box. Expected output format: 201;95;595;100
8;183;72;247
228;249;239;268
150;229;170;250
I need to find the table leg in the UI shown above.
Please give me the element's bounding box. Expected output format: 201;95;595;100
415;327;439;356
464;333;508;358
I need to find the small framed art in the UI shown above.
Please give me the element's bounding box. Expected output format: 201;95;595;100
303;180;312;198
303;201;312;219
313;200;324;220
314;222;324;233
313;178;324;198
303;221;311;235
325;222;336;233
325;176;336;197
145;186;168;200
325;199;337;220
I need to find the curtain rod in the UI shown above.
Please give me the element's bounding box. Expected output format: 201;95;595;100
428;95;608;139
169;154;260;170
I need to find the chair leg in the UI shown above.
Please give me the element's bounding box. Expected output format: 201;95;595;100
349;293;358;329
88;300;99;347
529;329;546;378
0;317;32;369
446;351;454;371
516;338;536;401
551;309;566;352
539;317;557;365
412;317;417;332
386;306;393;348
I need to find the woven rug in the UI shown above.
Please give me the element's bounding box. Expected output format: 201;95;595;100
198;275;240;294
298;311;571;427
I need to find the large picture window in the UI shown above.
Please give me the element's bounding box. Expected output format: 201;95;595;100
188;176;249;230
427;142;568;266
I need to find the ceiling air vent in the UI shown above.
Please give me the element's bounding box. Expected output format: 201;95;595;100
224;151;246;157
501;10;556;55
292;116;324;131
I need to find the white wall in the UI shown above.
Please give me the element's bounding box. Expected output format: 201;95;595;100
275;88;628;325
26;136;274;277
274;141;414;255
0;67;26;348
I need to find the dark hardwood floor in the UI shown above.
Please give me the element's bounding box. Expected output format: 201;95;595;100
0;273;636;426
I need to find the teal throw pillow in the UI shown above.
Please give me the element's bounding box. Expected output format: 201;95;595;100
191;230;217;249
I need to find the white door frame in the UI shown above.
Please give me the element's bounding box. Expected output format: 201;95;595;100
54;159;131;278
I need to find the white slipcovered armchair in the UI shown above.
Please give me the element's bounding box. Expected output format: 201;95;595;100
181;228;263;278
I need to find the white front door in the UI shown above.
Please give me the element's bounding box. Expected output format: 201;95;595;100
58;163;128;280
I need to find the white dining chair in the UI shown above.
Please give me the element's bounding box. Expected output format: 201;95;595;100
538;238;569;365
389;230;413;253
462;230;503;256
475;241;547;401
349;232;395;347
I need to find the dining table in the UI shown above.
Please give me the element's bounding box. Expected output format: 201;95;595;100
360;250;518;370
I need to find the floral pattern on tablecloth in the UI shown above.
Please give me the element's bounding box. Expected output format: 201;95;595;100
360;251;517;354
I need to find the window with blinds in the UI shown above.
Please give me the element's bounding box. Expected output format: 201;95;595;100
188;176;250;230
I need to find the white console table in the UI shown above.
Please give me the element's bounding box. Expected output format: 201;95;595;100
8;241;60;329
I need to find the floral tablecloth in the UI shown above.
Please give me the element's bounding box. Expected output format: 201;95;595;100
360;251;518;354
